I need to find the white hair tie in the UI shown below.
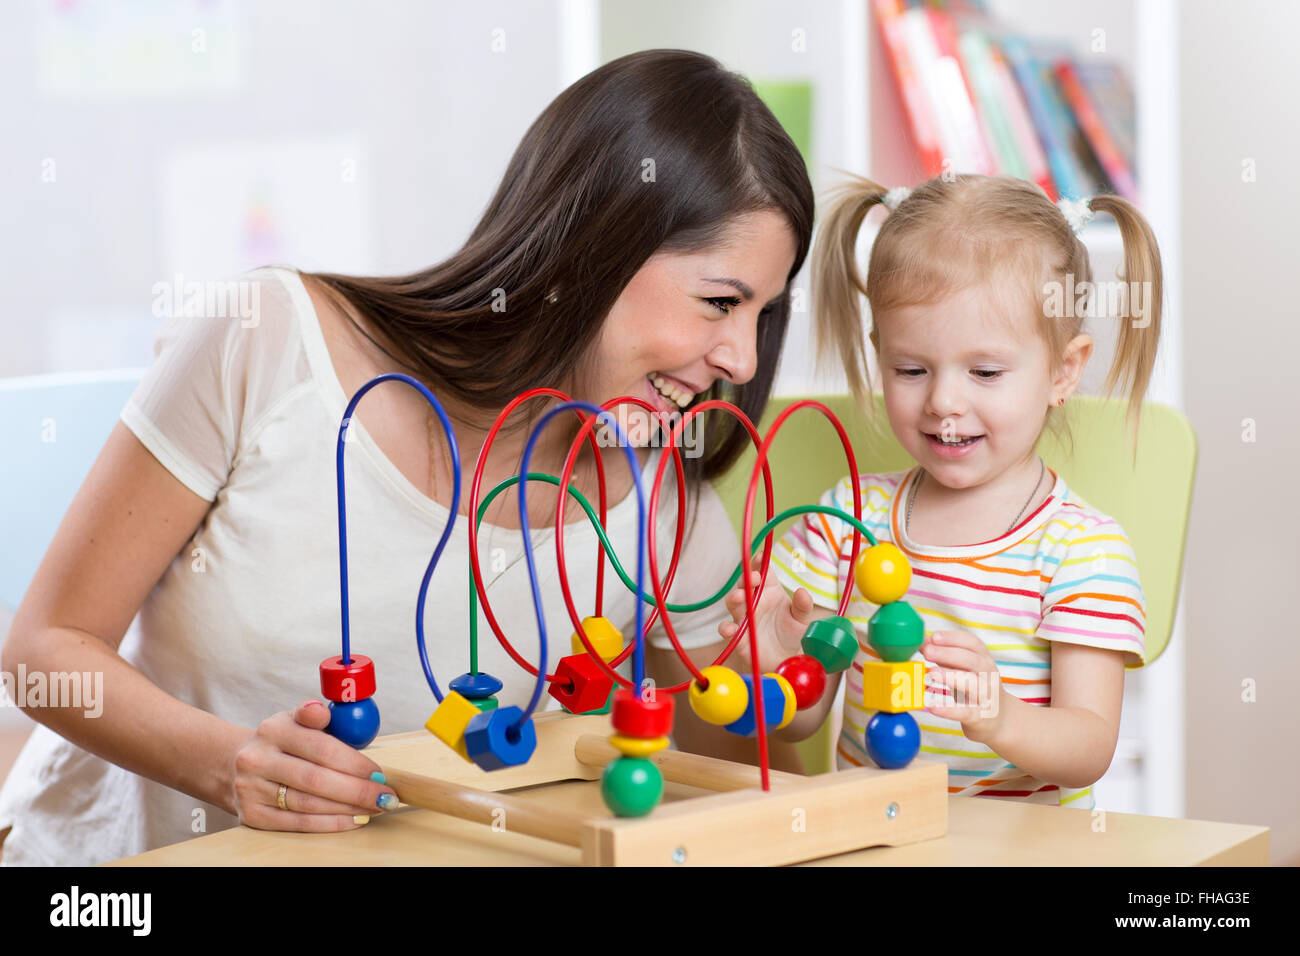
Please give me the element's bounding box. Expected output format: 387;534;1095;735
1057;196;1095;235
881;186;912;211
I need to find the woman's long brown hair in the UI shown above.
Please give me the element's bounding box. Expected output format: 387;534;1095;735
304;49;814;518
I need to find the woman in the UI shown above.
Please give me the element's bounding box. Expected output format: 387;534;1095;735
0;49;814;865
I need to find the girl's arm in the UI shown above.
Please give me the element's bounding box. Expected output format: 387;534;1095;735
957;640;1126;790
1;423;393;824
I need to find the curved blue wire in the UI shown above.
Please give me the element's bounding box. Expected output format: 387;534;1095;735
336;373;461;702
517;402;646;728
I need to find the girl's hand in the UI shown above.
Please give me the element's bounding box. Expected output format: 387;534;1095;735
717;559;819;674
231;700;399;831
921;630;1006;743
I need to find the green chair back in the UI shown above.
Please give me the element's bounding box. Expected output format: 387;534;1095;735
712;394;1197;771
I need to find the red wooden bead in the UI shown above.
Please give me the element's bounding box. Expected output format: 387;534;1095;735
320;654;376;703
548;654;615;714
776;654;828;710
611;687;674;739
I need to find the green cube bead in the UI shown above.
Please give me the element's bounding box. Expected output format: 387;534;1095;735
800;615;860;673
563;681;616;716
471;696;499;713
868;601;924;662
600;757;664;817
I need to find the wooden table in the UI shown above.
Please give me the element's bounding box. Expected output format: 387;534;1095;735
109;716;1269;867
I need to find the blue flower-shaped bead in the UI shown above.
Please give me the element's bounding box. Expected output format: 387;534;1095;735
450;671;504;700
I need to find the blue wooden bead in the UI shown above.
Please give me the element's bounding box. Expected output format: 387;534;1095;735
723;674;786;738
464;705;538;771
325;697;381;749
865;711;920;769
449;671;504;700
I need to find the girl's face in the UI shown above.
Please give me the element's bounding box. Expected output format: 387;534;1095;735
584;209;798;446
876;283;1088;491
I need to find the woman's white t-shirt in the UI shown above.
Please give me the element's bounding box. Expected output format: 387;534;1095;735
0;266;739;866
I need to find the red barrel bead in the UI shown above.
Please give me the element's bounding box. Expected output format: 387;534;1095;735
776;654;828;711
611;688;674;739
320;654;376;703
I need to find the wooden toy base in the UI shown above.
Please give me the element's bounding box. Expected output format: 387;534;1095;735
371;711;948;866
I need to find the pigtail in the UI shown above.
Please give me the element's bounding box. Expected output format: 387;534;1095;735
1086;195;1163;440
811;174;889;411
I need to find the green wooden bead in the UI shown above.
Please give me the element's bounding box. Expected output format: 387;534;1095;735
563;680;616;716
868;601;924;662
472;696;499;713
592;681;616;715
800;616;860;673
600;757;663;817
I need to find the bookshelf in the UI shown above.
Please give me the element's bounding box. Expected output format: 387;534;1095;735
587;0;1183;818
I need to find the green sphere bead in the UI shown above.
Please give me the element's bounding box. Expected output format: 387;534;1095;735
601;757;664;817
868;601;924;662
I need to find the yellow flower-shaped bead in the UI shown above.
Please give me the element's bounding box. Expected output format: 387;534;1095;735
688;665;749;726
570;615;624;661
854;543;912;605
608;733;669;758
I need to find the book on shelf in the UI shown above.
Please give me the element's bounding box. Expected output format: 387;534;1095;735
872;0;1139;204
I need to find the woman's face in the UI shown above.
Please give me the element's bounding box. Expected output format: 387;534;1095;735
584;209;798;447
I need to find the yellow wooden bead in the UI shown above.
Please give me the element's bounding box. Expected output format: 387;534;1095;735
765;672;797;730
861;660;926;713
688;665;749;725
425;690;479;762
854;543;912;605
570;615;624;661
608;733;670;757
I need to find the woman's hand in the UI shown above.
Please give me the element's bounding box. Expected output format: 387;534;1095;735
717;560;819;674
921;630;1007;743
231;700;399;831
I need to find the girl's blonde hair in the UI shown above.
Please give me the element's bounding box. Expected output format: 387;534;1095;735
811;173;1162;449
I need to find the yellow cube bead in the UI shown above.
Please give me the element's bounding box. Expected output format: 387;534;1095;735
425;690;479;761
854;543;912;605
861;660;925;713
765;672;797;730
571;615;624;661
608;733;669;758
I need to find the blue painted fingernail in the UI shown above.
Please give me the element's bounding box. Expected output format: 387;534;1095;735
370;771;387;784
377;792;398;810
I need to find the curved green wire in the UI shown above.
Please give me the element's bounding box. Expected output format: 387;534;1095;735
468;473;880;668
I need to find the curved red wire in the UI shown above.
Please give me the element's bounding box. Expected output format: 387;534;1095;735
467;388;609;679
554;398;687;690
645;401;775;692
741;400;864;789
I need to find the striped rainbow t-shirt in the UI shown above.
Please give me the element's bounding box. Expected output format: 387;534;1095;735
771;467;1146;809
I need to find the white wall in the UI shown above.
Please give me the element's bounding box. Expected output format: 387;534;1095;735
2;0;563;378
1180;0;1300;865
600;0;865;395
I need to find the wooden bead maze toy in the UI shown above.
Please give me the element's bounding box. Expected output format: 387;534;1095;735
318;375;946;865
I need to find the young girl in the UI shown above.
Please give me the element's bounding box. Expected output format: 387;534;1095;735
719;173;1160;808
